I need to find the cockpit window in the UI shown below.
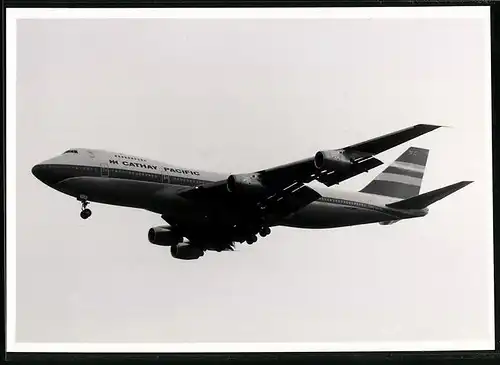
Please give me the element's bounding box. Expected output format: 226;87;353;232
63;149;78;154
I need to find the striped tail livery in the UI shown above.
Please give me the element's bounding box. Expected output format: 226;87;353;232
360;147;428;199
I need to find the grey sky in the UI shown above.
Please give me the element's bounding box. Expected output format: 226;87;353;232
15;16;492;348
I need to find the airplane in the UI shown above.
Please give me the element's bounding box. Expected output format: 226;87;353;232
32;124;472;260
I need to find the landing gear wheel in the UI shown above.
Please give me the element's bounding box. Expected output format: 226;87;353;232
259;226;271;237
246;235;257;245
78;195;91;219
80;208;92;219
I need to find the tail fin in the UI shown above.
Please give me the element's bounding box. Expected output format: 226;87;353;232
386;181;473;210
360;147;429;199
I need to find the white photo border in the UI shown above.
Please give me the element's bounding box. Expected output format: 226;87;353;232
6;6;493;353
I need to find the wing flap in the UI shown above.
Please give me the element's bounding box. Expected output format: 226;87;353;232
265;185;322;222
317;157;384;187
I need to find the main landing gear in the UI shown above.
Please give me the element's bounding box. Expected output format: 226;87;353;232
245;226;271;245
78;195;92;220
246;235;257;245
259;226;271;237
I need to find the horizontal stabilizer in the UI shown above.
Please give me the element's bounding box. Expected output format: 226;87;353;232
386;181;473;210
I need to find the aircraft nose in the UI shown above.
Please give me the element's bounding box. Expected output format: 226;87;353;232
31;163;59;185
32;163;47;182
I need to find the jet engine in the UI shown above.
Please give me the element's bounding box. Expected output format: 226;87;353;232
148;226;182;246
314;149;354;171
226;173;265;194
170;242;204;260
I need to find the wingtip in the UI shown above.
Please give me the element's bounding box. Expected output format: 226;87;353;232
455;180;474;189
415;123;444;130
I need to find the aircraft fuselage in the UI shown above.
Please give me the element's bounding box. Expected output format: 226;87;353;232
32;148;427;230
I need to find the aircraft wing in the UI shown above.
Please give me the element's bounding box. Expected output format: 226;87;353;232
257;123;440;188
343;124;441;155
181;124;441;198
176;124;441;238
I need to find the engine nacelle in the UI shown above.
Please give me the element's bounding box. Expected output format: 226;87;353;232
170;242;204;260
226;173;265;194
314;149;353;171
148;226;182;246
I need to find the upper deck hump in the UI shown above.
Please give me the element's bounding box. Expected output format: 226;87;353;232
87;148;226;182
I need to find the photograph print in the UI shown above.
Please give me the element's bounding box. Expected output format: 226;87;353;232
7;7;494;353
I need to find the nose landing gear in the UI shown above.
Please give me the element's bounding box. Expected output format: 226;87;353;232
78;195;92;220
80;208;92;219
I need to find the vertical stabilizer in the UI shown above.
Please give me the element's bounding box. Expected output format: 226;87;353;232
360;147;429;199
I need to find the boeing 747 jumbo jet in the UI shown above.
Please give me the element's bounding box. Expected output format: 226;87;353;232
32;124;472;260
